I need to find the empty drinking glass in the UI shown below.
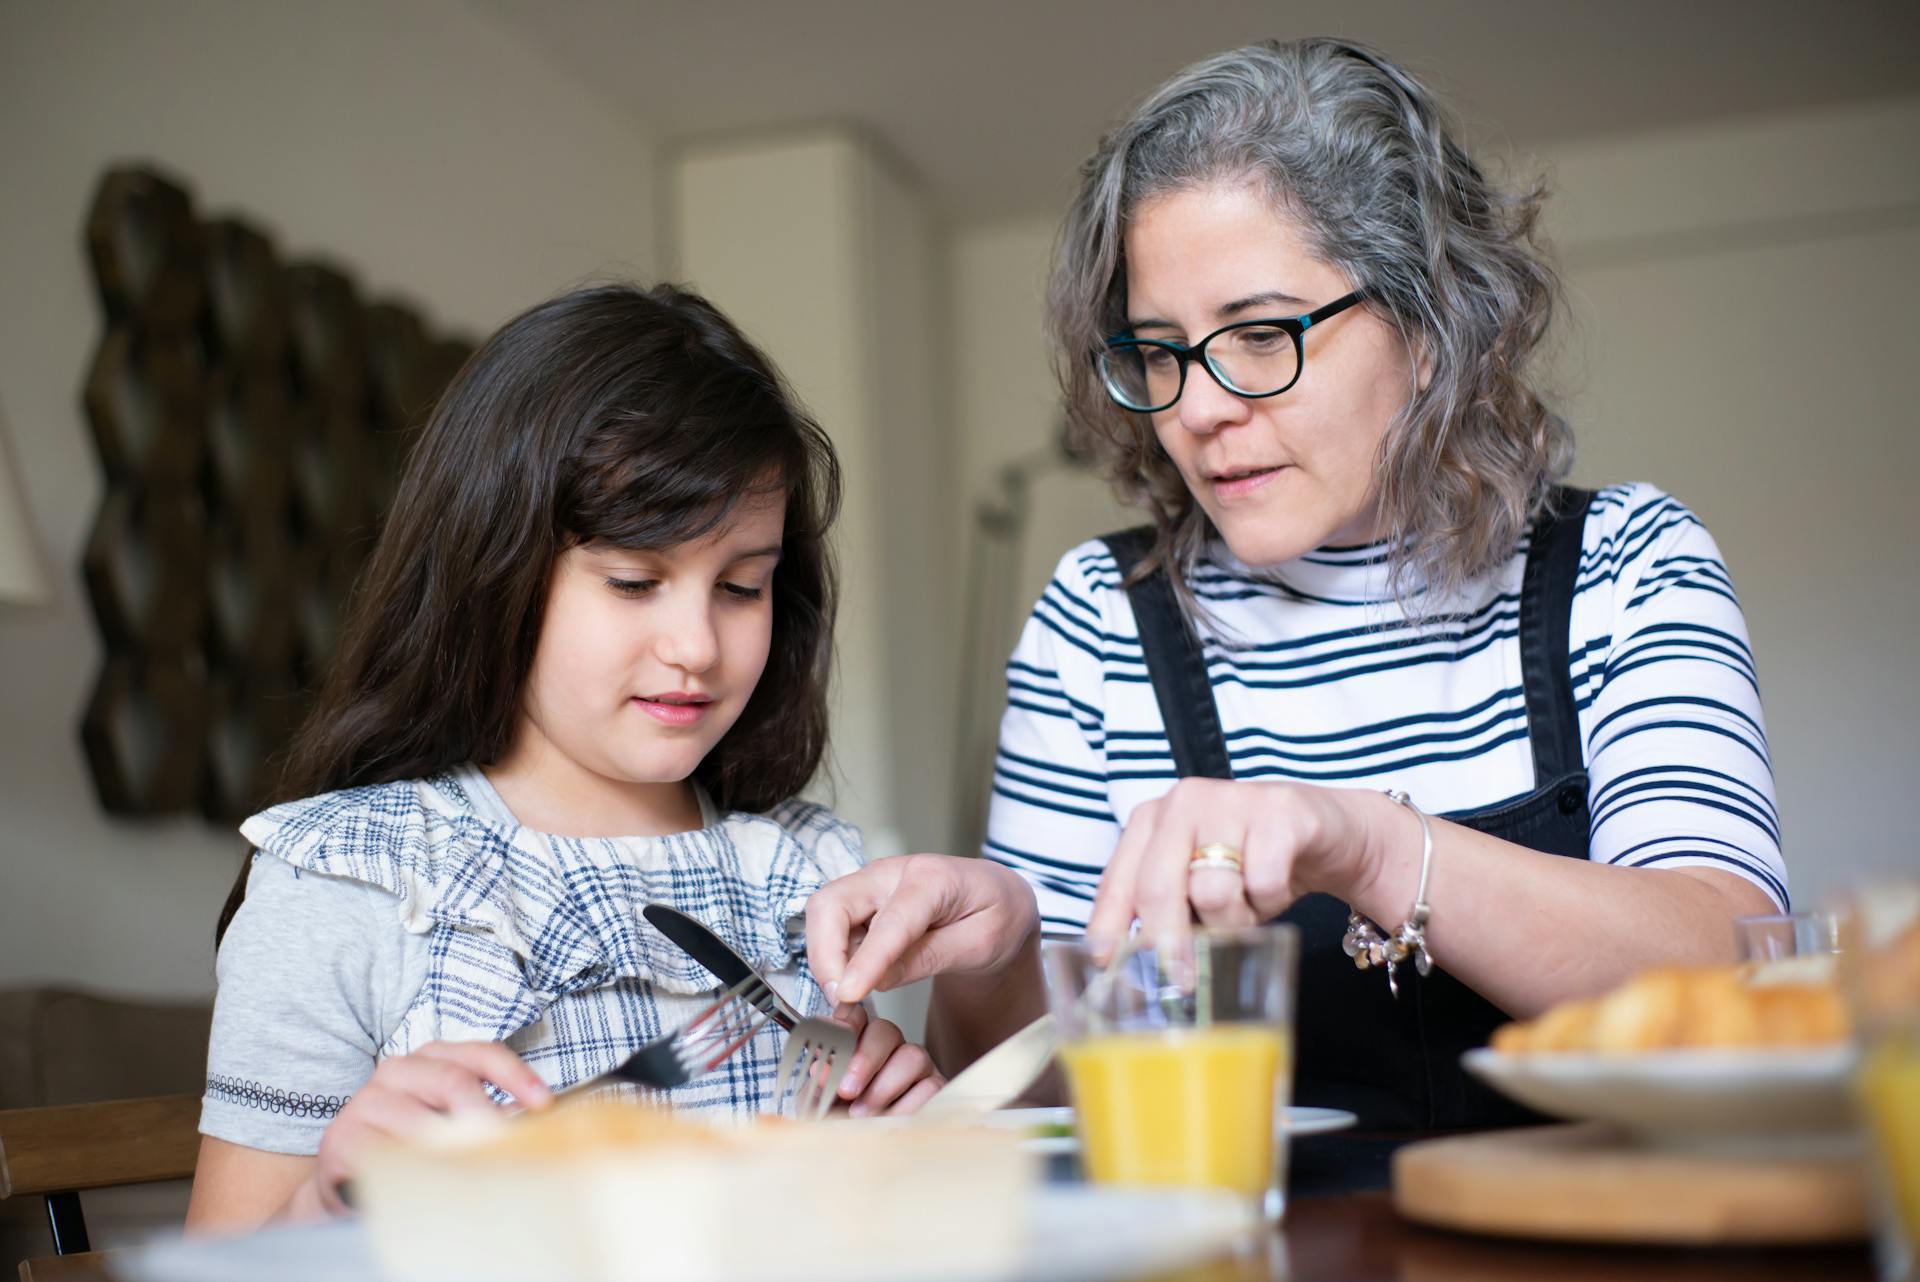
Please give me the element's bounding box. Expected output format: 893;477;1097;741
1736;910;1845;962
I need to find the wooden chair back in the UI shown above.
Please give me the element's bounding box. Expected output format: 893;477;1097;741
0;1094;199;1277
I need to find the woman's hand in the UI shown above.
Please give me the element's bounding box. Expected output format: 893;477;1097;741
1085;778;1400;952
805;855;1040;1005
826;1002;946;1116
309;1040;551;1215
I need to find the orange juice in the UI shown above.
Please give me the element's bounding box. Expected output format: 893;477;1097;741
1859;1030;1920;1242
1061;1023;1290;1197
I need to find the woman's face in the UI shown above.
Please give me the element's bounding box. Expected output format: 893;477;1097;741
510;492;783;813
1123;181;1421;565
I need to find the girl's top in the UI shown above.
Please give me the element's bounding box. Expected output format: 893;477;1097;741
199;764;861;1155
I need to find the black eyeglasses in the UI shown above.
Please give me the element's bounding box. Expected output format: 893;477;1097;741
1096;290;1368;413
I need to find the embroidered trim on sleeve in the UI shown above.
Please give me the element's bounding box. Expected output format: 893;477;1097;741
205;1074;350;1120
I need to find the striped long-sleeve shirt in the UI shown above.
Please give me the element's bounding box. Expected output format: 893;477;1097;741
983;483;1786;933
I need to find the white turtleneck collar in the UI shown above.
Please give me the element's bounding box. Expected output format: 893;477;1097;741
1204;534;1405;608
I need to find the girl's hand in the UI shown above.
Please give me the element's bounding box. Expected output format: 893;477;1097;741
309;1040;551;1214
805;855;1039;1005
827;1002;945;1116
1085;779;1400;955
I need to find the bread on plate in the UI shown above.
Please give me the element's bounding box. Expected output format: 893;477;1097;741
355;1098;1037;1282
1490;958;1848;1055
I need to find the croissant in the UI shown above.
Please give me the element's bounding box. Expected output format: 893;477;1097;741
1490;961;1848;1054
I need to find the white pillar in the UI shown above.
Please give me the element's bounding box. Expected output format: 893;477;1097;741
671;132;960;867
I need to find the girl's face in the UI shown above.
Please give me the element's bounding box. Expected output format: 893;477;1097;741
508;492;784;823
1122;181;1422;565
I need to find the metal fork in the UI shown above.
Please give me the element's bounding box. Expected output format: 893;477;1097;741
559;974;782;1096
771;1014;857;1119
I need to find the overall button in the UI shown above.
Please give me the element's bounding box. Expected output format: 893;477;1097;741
1556;786;1584;816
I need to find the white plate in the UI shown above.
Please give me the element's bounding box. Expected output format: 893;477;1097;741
118;1184;1264;1282
984;1105;1357;1155
1462;1045;1856;1143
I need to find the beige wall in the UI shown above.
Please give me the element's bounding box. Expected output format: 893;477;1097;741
0;0;656;998
948;218;1134;648
945;99;1920;910
1546;99;1920;910
864;144;964;862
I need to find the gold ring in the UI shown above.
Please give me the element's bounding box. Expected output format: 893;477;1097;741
1188;843;1244;874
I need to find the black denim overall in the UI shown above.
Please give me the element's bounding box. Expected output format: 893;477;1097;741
1100;487;1594;1130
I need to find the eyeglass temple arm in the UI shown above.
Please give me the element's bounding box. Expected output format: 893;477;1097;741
1102;288;1366;350
1299;289;1368;330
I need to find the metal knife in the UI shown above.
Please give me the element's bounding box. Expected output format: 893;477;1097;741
914;1013;1059;1121
642;903;801;1031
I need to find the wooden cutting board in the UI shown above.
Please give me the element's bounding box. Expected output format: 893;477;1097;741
1391;1123;1870;1245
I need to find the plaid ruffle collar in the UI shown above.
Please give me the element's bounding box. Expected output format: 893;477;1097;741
238;773;861;1001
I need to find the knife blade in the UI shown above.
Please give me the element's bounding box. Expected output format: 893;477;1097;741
914;1013;1059;1121
643;903;801;1031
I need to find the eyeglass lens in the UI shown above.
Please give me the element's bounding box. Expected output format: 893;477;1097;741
1100;323;1300;411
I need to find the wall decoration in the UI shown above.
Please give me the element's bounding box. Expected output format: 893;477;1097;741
78;165;473;822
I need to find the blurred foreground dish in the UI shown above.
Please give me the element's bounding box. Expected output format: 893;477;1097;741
355;1098;1036;1282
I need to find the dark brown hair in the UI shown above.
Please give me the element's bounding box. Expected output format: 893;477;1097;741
217;282;841;940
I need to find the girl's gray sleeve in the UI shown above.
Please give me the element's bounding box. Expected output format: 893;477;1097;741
199;854;427;1156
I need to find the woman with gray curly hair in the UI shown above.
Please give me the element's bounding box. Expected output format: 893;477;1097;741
808;38;1781;1130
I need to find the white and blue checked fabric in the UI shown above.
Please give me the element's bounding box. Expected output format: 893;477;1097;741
235;772;863;1119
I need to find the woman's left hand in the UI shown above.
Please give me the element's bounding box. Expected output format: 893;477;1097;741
828;1002;946;1117
1084;778;1401;950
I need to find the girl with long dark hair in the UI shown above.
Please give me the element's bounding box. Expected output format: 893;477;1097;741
186;283;940;1233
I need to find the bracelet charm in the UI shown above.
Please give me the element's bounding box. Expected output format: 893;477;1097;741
1340;789;1434;998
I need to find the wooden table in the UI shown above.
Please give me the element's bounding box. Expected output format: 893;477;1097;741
1146;1131;1875;1282
1163;1189;1874;1281
34;1133;1875;1282
41;1191;1870;1282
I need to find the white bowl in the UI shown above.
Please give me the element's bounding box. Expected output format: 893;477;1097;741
1462;1045;1858;1146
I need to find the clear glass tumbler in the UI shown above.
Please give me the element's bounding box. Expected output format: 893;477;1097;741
1840;884;1920;1282
1043;925;1300;1222
1736;909;1846;962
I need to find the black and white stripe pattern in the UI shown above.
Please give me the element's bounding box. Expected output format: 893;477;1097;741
985;483;1786;933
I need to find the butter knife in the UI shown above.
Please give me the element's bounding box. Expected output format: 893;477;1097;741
643;904;802;1031
914;1013;1059;1121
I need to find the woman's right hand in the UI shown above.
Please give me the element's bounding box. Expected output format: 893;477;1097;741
805;855;1039;1005
309;1040;551;1215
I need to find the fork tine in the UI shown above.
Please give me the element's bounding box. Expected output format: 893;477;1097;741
691;1004;772;1073
773;1029;804;1106
773;1019;857;1119
683;975;759;1033
679;977;774;1070
811;1040;852;1118
736;977;779;1019
794;1044;832;1119
565;976;782;1098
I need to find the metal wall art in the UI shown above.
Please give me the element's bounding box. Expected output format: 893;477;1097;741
78;165;472;821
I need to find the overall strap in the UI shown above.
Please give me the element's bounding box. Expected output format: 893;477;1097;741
1100;528;1234;781
1516;487;1595;785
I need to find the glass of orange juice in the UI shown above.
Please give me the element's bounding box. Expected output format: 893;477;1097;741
1841;883;1920;1282
1044;925;1299;1221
